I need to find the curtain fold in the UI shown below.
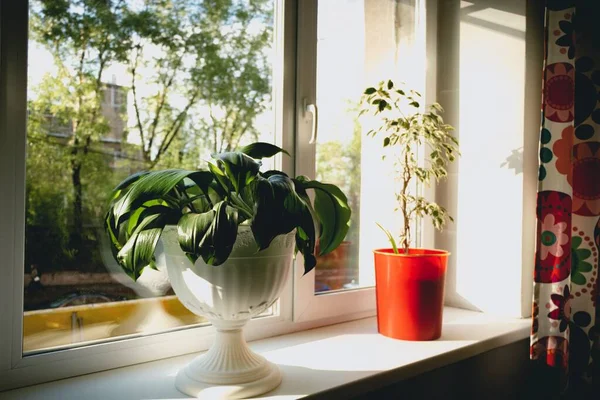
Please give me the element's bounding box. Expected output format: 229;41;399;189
531;0;600;392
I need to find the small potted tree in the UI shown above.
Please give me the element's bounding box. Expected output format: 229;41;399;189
360;80;459;341
105;142;350;398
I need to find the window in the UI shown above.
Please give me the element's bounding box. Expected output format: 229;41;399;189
23;0;276;354
312;1;364;293
0;0;428;390
292;0;426;321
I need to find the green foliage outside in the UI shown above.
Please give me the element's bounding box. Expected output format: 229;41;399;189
26;0;274;275
315;102;362;271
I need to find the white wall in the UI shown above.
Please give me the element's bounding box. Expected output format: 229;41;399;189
434;0;544;317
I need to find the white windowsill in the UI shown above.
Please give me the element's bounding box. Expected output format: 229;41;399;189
0;307;530;400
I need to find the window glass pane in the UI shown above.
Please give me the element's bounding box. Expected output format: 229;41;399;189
314;0;418;293
24;0;275;354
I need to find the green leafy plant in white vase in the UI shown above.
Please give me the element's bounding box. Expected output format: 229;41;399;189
105;142;351;398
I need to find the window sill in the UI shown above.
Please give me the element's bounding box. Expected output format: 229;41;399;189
0;307;530;400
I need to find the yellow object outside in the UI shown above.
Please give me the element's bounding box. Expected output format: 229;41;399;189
23;295;206;354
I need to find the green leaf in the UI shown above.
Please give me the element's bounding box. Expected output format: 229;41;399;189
105;212;121;254
247;174;317;274
187;171;215;193
252;174;309;250
111;169;195;227
108;170;150;203
207;162;232;193
376;222;398;254
177;201;239;266
295;178;351;256
126;202;177;241
113;170;150;191
378;100;388;112
184;171;223;210
212;151;261;193
239;178;258;210
117;226;164;280
578;261;593;273
177;210;216;264
261;170;289;178
295;221;317;275
364;87;376;95
571;273;587;285
387;80;394;89
203;202;239;265
576;249;592;260
281;177;317;275
238;142;290;159
251;176;277;249
106;170;194;275
409;101;420;108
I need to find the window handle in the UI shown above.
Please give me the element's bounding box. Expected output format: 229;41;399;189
303;99;318;144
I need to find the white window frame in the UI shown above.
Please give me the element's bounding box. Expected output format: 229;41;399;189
0;0;295;390
0;0;430;391
292;0;377;323
292;0;430;323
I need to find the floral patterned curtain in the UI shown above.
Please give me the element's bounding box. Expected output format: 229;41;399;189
530;0;600;392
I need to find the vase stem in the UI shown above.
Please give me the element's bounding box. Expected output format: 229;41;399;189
175;320;282;398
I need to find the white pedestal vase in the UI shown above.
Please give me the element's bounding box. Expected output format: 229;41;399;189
155;225;295;399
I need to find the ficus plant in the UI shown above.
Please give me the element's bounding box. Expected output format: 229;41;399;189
360;80;459;254
105;142;351;280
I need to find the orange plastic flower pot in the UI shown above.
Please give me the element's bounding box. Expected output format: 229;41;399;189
373;248;449;341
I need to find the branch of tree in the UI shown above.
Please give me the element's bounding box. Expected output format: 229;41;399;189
72;44;88;142
151;91;199;167
82;48;108;157
208;101;219;154
218;109;234;153
230;122;250;151
130;45;147;153
147;52;184;155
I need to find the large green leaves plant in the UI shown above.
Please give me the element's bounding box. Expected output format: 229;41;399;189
105;142;351;280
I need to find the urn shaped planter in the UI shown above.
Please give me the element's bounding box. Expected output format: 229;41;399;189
155;225;295;399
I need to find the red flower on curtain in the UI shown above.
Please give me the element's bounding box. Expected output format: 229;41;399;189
571;142;600;216
548;285;571;332
553;125;573;181
552;130;600;216
540;214;569;260
544;63;575;122
535;191;572;283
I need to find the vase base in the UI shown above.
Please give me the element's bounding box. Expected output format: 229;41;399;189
175;360;282;399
